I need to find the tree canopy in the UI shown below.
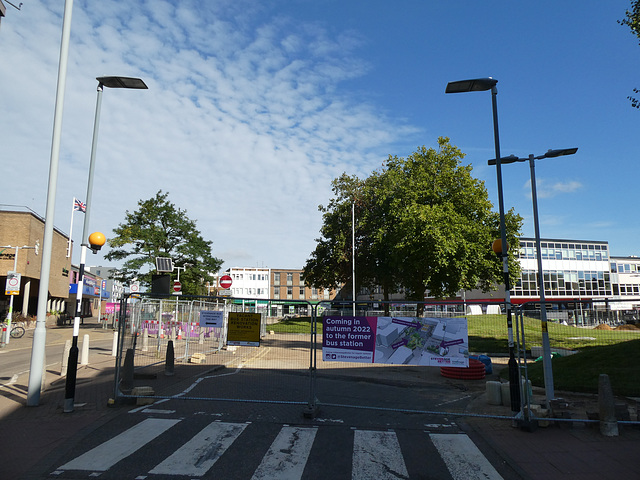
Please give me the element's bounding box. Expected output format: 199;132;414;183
104;190;223;294
620;0;640;108
303;138;522;311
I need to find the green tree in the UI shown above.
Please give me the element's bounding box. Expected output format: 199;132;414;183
304;138;522;313
620;0;640;108
104;190;223;294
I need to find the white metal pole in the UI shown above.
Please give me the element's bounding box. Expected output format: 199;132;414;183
352;201;356;317
529;155;555;404
27;0;75;407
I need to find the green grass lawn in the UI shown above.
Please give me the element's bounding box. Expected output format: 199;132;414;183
267;314;640;395
512;339;640;397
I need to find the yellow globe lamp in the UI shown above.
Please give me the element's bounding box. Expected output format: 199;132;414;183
88;231;106;253
491;238;508;256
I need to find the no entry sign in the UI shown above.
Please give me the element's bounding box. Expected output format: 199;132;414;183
219;275;232;289
173;280;182;292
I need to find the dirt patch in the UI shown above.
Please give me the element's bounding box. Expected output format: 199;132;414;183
594;323;612;330
616;324;640;331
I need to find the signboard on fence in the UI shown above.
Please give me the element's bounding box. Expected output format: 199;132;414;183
227;312;261;347
200;310;224;328
322;316;469;367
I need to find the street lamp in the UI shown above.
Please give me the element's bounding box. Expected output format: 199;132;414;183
446;77;521;412
64;76;148;413
489;147;578;406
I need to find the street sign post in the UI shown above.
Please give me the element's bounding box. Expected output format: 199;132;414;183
173;280;182;294
5;272;21;296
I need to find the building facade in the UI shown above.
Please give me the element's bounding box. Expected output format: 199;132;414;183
1;208;72;316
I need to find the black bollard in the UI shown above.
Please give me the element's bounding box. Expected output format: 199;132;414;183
120;348;135;394
165;340;175;376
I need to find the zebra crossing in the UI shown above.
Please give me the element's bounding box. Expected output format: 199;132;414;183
52;417;504;479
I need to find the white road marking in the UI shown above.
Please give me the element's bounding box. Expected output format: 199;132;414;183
430;433;503;480
251;426;318;480
352;429;409;480
149;421;248;476
59;418;180;471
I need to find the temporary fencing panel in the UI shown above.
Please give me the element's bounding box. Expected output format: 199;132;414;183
113;295;640;424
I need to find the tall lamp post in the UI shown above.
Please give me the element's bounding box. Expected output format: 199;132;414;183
489;147;578;407
64;76;148;413
445;77;520;412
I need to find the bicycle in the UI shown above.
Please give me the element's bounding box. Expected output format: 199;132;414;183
1;321;25;339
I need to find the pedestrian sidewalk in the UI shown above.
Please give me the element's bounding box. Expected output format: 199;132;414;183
1;325;639;479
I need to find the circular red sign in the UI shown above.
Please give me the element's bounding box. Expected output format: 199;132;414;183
173;280;182;292
219;275;233;289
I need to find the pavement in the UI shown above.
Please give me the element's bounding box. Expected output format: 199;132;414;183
0;318;638;479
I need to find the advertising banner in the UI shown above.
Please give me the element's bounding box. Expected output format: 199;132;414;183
322;316;469;367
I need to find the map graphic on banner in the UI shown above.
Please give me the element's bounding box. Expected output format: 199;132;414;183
322;316;469;367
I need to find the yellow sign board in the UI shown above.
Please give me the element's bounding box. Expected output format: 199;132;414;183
227;312;261;346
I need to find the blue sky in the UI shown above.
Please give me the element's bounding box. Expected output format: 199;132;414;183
0;0;638;274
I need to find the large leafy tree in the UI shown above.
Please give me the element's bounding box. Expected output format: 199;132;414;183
620;0;640;108
104;190;223;294
304;137;522;312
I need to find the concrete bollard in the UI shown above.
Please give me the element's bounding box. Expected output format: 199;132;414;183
165;340;175;376
61;339;71;376
81;334;90;365
598;373;619;436
142;327;149;352
112;331;119;357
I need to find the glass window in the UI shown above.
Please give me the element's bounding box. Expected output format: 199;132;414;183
274;272;280;284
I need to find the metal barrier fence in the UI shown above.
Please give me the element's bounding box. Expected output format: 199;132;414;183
112;295;640;424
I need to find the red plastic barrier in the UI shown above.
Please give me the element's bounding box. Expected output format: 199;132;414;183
440;358;486;380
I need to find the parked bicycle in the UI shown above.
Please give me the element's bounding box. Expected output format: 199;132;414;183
1;321;25;339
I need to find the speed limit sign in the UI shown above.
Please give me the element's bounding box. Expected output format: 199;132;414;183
130;282;140;293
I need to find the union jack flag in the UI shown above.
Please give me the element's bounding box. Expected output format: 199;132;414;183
73;197;86;213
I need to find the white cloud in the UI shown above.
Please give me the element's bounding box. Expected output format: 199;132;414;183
0;0;417;272
523;178;583;199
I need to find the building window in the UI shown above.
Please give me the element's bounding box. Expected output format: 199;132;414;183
274;272;280;285
287;286;293;299
299;287;305;297
287;273;293;285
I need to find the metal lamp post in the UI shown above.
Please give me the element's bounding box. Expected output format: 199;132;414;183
489;147;578;406
64;76;147;413
445;77;520;412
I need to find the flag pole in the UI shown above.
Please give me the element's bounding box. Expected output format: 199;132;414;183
67;197;75;258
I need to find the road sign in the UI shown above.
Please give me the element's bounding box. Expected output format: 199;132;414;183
173;280;182;292
200;310;223;328
130;283;140;293
219;275;233;289
5;271;21;295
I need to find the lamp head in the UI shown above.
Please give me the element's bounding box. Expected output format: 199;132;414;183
88;232;106;253
97;76;148;90
446;77;498;94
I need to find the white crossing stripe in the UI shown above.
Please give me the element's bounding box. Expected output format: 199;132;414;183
149;421;248;476
251;426;318;480
352;429;409;480
430;433;503;480
59;418;180;472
